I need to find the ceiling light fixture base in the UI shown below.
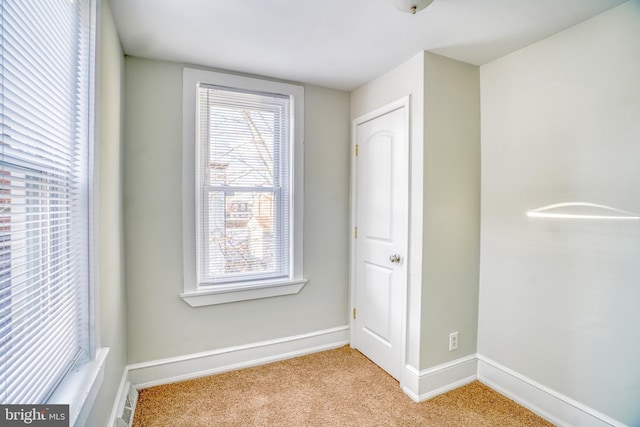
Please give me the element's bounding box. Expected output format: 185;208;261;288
391;0;434;14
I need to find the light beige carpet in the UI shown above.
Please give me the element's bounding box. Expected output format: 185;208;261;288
133;346;553;426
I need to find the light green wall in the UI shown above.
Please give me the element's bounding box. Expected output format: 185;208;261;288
479;2;640;424
420;53;480;367
351;52;480;371
87;0;127;425
123;57;351;363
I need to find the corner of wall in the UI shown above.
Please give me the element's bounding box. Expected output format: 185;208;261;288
86;0;129;425
419;52;481;370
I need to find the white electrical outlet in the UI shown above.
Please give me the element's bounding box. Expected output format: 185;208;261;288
449;332;459;351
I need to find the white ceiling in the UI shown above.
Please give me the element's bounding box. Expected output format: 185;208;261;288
109;0;627;91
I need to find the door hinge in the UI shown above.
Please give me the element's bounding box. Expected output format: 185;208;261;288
354;227;357;238
355;144;359;156
353;308;356;319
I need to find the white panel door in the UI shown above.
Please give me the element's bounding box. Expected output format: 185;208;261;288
353;105;408;380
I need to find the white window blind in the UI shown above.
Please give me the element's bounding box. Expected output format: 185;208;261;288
0;0;93;404
196;85;292;285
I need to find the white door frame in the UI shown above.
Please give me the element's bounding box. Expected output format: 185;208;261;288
349;95;410;385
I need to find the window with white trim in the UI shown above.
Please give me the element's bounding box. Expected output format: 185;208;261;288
182;69;305;306
0;0;96;406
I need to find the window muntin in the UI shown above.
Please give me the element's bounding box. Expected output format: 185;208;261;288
196;85;291;285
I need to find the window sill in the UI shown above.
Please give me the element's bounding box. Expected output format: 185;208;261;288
180;278;308;307
48;347;109;427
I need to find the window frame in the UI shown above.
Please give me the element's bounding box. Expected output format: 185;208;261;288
181;68;306;307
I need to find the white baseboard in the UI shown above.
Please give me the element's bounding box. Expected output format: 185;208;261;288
477;354;625;427
127;325;350;389
401;354;477;402
107;367;130;427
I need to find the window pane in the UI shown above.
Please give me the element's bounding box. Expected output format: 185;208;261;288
208;105;276;187
197;84;291;285
205;191;278;279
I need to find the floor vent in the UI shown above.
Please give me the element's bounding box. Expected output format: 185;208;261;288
114;382;138;427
